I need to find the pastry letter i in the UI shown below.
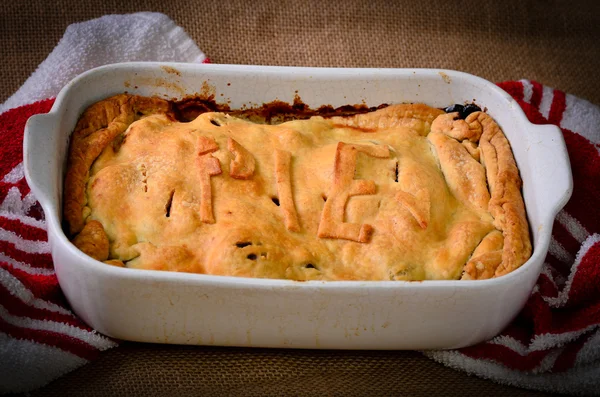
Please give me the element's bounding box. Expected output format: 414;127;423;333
197;136;222;223
274;149;301;231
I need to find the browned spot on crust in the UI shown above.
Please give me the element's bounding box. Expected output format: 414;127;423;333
72;220;109;261
104;259;125;267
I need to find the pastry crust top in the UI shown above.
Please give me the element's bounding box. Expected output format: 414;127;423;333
63;94;531;281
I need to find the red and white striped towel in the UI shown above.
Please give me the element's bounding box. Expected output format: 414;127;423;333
1;13;600;397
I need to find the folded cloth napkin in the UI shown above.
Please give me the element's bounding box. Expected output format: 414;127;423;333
1;13;600;397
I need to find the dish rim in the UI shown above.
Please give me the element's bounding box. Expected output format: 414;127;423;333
24;62;572;290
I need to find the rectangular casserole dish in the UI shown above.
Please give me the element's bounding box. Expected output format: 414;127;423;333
23;63;572;349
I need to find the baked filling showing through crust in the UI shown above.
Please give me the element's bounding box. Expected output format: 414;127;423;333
63;94;531;281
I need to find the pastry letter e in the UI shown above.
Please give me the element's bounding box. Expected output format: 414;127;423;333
317;142;389;243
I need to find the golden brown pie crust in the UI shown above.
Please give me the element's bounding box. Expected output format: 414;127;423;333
63;94;531;281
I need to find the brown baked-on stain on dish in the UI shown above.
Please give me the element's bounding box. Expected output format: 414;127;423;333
439;72;452;84
63;92;531;282
160;66;181;77
198;81;216;101
173;93;389;124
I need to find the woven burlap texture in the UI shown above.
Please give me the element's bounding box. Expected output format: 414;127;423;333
3;0;597;396
1;0;600;105
23;344;552;397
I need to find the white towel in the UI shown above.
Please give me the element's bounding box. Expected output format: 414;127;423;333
0;12;206;113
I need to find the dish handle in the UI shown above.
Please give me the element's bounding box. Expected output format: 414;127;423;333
23;113;61;214
528;123;573;219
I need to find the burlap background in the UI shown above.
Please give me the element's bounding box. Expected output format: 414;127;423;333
2;0;600;105
3;0;599;395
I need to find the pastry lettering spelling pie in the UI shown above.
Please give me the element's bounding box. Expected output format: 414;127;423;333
63;94;531;281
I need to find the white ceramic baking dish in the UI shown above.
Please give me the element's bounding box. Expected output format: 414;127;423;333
23;63;572;349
